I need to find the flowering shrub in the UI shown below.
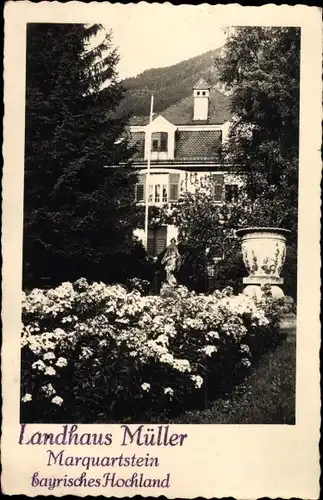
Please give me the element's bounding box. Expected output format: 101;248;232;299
21;279;293;422
126;277;151;295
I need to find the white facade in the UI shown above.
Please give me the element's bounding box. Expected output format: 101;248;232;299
130;79;239;257
144;115;177;161
135;168;240;206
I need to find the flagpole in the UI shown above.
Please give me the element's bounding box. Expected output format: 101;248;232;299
144;94;154;252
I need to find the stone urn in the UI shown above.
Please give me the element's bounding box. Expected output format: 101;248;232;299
236;227;291;299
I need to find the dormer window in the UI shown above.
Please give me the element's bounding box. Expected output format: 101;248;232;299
151;132;168;152
144;115;176;160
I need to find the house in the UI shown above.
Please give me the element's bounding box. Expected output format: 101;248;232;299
129;78;241;257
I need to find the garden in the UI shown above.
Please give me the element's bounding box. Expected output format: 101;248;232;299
21;279;294;424
21;26;299;425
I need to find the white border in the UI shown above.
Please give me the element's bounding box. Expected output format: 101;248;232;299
2;3;322;498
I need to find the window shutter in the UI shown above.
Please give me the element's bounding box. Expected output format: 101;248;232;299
212;174;224;201
147;229;155;256
156;227;167;255
147;227;167;256
169;173;180;202
135;174;146;202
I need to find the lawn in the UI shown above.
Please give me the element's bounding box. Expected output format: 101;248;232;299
155;317;296;425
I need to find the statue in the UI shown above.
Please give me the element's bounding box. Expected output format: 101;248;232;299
161;238;181;287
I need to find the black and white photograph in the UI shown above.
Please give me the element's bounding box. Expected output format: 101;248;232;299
20;9;300;426
2;2;321;497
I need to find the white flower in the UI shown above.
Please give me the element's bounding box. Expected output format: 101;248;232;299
240;344;250;354
44;366;56;376
172;359;191;373
164;387;174;396
55;357;68;368
21;393;32;403
191;375;203;389
79;347;93;360
159;353;174;364
32;360;46;371
51;396;63;406
155;334;169;345
201;345;218;357
207;330;220;340
241;358;251;368
43;352;56;361
141;383;150;392
41;383;56;397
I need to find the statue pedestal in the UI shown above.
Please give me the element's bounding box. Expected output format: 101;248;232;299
160;282;177;298
243;279;285;300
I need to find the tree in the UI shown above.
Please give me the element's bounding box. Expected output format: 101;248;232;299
24;23;143;288
174;27;300;297
216;26;300;239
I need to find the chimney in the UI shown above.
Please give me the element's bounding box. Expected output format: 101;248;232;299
193;78;210;121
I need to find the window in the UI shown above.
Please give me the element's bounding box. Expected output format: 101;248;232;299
162;185;168;203
202;91;206;96
135;174;145;202
148;183;166;202
139;174;177;205
152;138;159;152
211;174;224;202
197;91;200;95
154;184;161;203
169;173;180;202
225;184;239;202
147;227;167;257
151;132;168;152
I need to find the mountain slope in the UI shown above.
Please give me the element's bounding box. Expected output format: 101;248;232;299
117;47;223;118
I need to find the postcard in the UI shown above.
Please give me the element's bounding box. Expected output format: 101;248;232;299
2;2;321;497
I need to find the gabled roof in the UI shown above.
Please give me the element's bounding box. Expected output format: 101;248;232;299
129;87;231;127
129;114;154;126
193;77;210;90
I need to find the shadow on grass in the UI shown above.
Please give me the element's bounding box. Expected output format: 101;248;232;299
161;338;296;425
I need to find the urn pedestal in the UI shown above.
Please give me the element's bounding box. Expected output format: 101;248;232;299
236;227;290;299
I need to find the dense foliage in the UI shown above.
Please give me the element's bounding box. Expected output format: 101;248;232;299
117;48;222;117
21;279;293;423
216;26;300;238
174;27;300;298
24;24;143;289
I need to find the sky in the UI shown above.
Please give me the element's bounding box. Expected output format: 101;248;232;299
99;3;227;80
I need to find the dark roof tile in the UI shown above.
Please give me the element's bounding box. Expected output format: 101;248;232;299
161;88;230;125
175;130;222;159
128;131;145;159
129;130;222;161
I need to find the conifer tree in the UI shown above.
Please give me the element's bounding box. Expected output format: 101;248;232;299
24;23;143;288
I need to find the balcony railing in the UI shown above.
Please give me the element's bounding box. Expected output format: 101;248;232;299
132;156;224;164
